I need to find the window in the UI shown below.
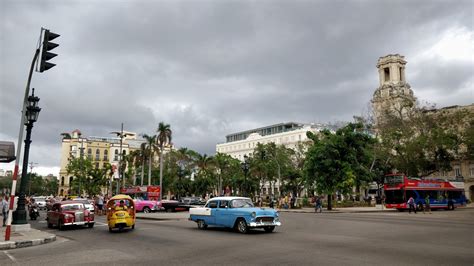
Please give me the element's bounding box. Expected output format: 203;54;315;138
219;201;228;208
384;67;390;82
454;166;461;177
69;176;74;185
114;150;119;161
104;150;108;161
61;176;64;186
95;149;100;160
207;201;218;208
469;165;474;177
96;162;100;169
87;148;92;159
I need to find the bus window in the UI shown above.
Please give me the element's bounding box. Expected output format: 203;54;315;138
385;190;404;204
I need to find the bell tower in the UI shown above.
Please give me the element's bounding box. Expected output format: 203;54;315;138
371;54;416;124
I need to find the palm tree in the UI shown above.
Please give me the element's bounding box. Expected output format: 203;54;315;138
157;122;172;201
142;134;157;186
139;142;147;186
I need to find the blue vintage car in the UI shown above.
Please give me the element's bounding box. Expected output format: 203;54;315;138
189;196;281;233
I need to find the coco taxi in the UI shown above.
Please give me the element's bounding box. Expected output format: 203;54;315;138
189;196;281;234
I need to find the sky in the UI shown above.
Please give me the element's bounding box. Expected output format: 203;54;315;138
0;0;473;177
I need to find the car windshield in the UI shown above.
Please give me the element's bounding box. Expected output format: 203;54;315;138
231;199;254;208
62;204;84;211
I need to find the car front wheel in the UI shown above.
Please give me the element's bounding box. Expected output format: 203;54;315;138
236;219;248;234
143;207;151;213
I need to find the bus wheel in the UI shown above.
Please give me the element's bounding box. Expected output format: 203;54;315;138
417;203;424;212
448;203;454;210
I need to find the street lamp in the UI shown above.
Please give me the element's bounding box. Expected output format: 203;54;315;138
111;123;133;194
241;155;249;197
12;89;41;225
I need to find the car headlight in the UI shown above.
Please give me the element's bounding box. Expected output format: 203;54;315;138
251;212;256;218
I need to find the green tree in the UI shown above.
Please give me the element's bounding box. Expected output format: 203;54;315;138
66;157;110;197
157;122;172;201
304;123;375;210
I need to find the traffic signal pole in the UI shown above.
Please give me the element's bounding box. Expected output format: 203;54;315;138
5;48;39;241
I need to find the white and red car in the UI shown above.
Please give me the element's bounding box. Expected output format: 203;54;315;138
47;201;95;230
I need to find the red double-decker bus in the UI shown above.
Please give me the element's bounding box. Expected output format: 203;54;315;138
384;174;467;211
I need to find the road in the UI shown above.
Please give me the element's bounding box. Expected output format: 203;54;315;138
1;208;473;265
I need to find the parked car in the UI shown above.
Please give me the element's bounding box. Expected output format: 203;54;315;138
133;199;162;213
189;197;281;234
161;200;190;212
180;197;206;206
47;201;95;230
73;198;96;214
32;196;47;210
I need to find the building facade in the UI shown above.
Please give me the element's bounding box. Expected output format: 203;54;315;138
216;122;324;196
58;129;144;196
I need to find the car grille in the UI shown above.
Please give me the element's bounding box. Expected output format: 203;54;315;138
256;217;274;223
75;212;84;222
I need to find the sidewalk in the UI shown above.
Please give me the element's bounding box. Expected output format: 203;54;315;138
0;226;56;250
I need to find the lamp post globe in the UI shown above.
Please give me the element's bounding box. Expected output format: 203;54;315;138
12;89;41;225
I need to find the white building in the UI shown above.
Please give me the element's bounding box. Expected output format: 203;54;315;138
216;122;324;196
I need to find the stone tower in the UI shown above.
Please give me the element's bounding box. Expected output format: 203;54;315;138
371;54;416;124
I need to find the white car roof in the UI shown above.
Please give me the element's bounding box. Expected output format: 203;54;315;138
207;196;250;202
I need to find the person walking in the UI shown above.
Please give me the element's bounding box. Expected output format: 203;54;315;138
424;195;431;214
1;195;9;226
407;196;416;214
315;196;322;213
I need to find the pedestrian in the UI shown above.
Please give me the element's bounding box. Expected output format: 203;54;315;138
96;194;104;215
315;196;322;213
407;196;416;214
424;195;431;214
1;195;9;226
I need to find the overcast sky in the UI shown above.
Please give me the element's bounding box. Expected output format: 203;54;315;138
1;0;473;176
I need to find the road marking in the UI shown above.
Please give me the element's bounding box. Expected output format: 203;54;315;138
38;221;46;223
4;251;17;263
95;222;107;226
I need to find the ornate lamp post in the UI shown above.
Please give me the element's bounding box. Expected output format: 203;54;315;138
12;89;41;225
241;155;249;197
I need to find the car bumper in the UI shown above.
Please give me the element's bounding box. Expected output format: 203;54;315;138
248;221;281;227
63;221;94;226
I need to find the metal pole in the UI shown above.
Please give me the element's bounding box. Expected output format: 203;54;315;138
117;123;123;195
5;49;39;240
12;122;34;224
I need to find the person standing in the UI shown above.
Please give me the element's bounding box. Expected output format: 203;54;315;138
424;195;431;214
315;196;322;213
1;195;9;226
407;196;416;214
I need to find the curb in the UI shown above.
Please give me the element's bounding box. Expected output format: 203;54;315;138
278;209;396;214
0;235;56;250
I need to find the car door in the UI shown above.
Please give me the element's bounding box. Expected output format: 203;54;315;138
215;200;231;227
203;200;218;225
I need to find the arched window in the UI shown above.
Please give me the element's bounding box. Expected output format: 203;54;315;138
61;176;65;186
95;149;100;160
114;150;119;161
69;176;74;185
87;148;92;159
60;189;64;196
104;150;108;161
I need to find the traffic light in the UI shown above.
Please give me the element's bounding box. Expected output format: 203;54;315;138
39;29;60;72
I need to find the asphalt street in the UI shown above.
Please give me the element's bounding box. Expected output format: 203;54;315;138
1;208;473;266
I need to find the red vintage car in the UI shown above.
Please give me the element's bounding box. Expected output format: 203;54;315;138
47;201;95;230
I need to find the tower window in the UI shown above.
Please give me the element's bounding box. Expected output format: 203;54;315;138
384;68;390;82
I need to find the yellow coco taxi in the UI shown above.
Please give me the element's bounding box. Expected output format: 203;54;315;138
107;194;136;232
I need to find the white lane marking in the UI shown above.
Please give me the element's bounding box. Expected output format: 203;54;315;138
4;251;17;263
38;221;46;223
95;222;107;226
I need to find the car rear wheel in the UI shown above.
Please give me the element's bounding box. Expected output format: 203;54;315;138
143;207;151;213
236;219;248;234
88;223;94;228
264;226;275;233
197;220;207;229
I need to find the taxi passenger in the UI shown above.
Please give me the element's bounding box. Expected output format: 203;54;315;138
115;200;128;211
